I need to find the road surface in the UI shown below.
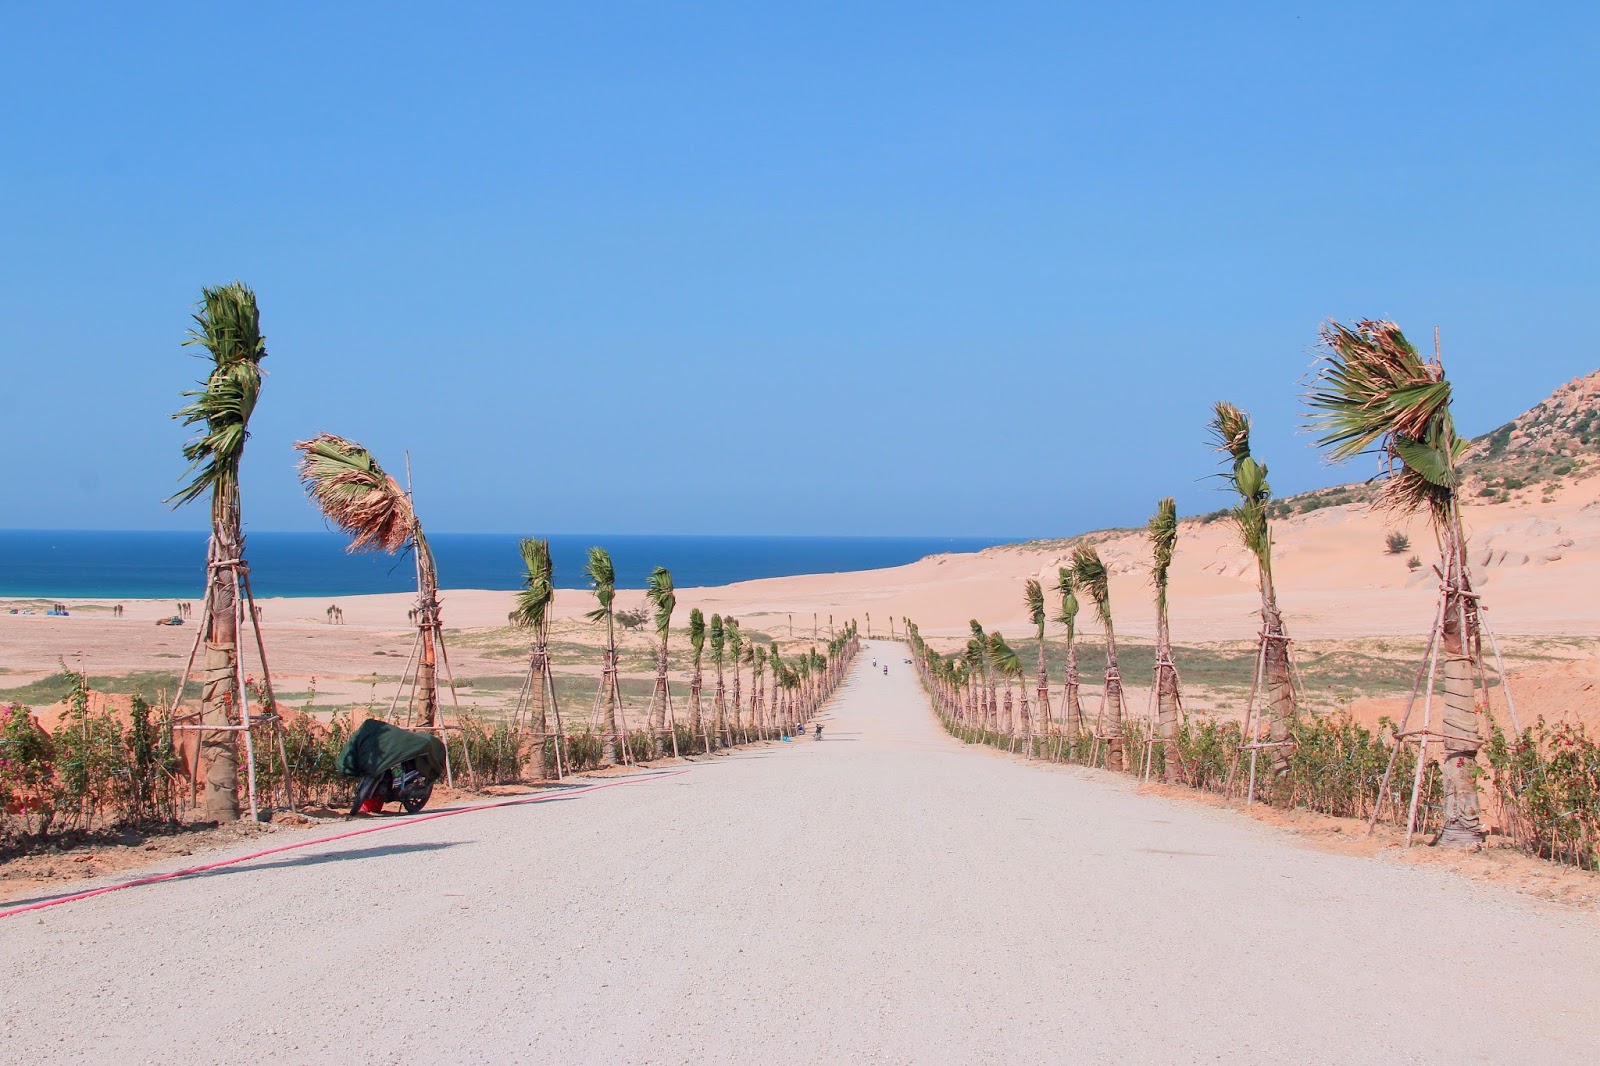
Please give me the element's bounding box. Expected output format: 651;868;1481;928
4;640;1598;1063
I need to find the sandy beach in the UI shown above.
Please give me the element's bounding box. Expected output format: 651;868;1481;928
6;462;1597;737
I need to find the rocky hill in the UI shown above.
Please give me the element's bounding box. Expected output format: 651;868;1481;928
1463;369;1600;503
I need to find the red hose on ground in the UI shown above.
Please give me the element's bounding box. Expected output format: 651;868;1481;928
0;769;689;921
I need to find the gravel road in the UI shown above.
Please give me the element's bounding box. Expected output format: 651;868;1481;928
4;640;1598;1064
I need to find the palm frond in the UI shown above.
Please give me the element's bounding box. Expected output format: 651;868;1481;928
584;546;615;621
646;566;676;637
1147;497;1178;618
964;637;985;672
170;282;266;508
1308;319;1461;518
293;434;419;555
1308;320;1449;459
1052;566;1080;634
709;613;725;660
987;632;1021;678
1023;579;1044;629
1208;400;1252;465
1207;401;1274;566
509;537;554;630
1070;545;1112;628
688;608;706;656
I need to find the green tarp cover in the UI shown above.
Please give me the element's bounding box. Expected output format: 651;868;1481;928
336;719;447;779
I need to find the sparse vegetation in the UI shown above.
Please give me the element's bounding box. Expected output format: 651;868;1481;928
1385;531;1410;554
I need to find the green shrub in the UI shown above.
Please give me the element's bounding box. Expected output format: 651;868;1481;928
53;672;124;829
1486;720;1600;870
625;729;658;763
559;730;604;771
0;702;57;840
446;715;522;787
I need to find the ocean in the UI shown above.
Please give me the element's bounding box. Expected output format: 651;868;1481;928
0;530;1008;600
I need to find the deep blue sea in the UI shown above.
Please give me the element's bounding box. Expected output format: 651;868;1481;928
0;531;1008;600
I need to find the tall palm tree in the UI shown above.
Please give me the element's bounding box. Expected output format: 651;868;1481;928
753;644;768;738
961;623;987;733
688;608;707;752
509;537;561;775
1025;579;1050;746
1148;498;1183;782
1307;319;1486;845
1209;401;1297;778
1053;566;1084;755
710;613;728;746
768;650;785;734
1071;545;1125;771
645;566;678;757
171;282;267;821
727;618;745;744
295;433;445;729
584;546;626;764
988;632;1021;741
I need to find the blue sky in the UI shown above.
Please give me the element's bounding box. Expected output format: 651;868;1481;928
2;3;1595;537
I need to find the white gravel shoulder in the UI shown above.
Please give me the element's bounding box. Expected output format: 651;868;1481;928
3;640;1598;1064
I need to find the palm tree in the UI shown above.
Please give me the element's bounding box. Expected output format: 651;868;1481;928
1025;579;1050;749
295;433;448;731
710;613;728;747
988;632;1022;743
963;634;985;731
688;608;707;753
1147;498;1183;782
753;644;768;738
584;547;626;764
1071;545;1125;771
1209;401;1297;779
645;566;678;758
171;282;267;821
1308;319;1487;846
727;618;745;744
1053;566;1084;757
509;537;563;778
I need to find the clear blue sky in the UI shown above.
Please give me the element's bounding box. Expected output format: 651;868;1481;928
2;3;1595;537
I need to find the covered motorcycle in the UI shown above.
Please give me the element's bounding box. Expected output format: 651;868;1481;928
336;718;446;816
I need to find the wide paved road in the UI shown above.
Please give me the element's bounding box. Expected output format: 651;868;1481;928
5;640;1599;1063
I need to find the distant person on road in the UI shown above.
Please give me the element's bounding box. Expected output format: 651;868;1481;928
814;723;823;740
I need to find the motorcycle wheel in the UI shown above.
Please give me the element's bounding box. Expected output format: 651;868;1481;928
349;775;381;817
401;779;434;814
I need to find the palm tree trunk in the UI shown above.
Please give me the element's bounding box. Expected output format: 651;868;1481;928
715;662;728;746
1036;641;1051;745
414;543;441;728
1064;642;1083;753
1260;569;1296;778
200;520;240;821
1104;632;1126;772
1437;528;1486;846
602;617;622;764
530;634;550;739
1155;622;1181;784
689;662;704;749
649;642;669;735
